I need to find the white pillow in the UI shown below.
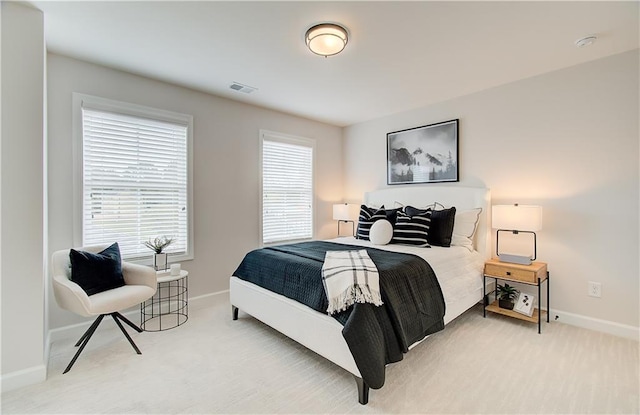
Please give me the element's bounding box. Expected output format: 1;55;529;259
369;219;393;245
451;208;482;248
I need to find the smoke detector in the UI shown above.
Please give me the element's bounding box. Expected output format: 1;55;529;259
229;82;258;94
575;35;597;48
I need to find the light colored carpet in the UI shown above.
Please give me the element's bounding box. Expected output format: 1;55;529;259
2;292;638;414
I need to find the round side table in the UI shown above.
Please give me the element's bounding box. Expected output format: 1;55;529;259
140;270;188;331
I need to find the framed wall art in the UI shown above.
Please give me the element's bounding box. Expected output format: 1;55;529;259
387;119;459;185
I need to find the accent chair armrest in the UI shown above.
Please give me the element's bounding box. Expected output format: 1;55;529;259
52;274;94;317
122;262;157;291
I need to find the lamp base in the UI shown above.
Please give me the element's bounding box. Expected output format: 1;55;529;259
498;253;532;265
337;220;355;237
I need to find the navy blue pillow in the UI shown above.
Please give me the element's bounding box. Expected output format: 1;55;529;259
405;206;456;247
70;243;125;296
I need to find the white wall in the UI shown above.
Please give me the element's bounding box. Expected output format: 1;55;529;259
344;50;639;331
47;54;343;329
1;2;47;390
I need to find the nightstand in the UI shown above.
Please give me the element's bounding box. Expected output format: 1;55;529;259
483;259;549;333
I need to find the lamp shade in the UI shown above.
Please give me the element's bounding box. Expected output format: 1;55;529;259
305;23;348;57
333;203;351;221
492;204;542;231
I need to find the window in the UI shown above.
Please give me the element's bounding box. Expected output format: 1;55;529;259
260;130;315;245
73;94;193;261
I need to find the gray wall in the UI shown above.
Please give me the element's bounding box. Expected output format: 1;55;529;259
47;54;343;329
2;9;636;390
1;2;47;386
344;50;639;328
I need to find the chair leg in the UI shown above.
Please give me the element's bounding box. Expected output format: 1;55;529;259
64;314;105;374
111;313;142;355
74;315;103;347
113;311;143;333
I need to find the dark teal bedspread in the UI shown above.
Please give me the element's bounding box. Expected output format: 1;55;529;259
233;241;445;389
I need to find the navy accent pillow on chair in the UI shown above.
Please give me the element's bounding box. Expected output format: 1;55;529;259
405;206;457;247
70;242;125;296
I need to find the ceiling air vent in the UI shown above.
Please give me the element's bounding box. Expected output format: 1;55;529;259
229;82;257;94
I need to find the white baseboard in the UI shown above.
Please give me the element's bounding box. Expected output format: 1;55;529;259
49;290;637;344
48;289;230;343
189;289;228;309
1;364;47;393
550;308;639;341
48;308;142;344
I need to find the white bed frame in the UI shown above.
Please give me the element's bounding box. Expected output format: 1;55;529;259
230;186;490;404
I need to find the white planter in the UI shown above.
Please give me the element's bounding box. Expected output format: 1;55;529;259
154;253;168;271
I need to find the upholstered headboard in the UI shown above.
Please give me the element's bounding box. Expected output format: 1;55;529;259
363;186;491;259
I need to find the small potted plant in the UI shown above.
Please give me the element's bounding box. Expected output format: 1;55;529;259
496;283;519;310
144;236;174;271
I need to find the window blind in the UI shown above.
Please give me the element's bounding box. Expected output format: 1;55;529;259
262;136;313;244
82;107;188;260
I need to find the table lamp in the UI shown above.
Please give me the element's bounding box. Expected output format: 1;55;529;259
492;204;542;265
333;203;354;236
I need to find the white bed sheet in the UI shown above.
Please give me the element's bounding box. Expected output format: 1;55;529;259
325;236;484;318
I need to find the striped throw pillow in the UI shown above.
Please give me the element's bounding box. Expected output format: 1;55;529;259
356;205;387;240
391;210;431;247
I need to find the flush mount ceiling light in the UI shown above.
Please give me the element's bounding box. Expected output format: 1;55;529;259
575;35;597;48
305;23;348;57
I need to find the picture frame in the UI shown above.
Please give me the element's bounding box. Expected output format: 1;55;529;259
514;292;536;317
387;119;459;185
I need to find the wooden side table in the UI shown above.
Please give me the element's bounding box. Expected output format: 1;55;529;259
140;270;188;331
483;259;549;333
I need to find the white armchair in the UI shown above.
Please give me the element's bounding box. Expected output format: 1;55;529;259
51;245;157;373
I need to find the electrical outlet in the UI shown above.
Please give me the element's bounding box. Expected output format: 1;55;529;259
588;281;602;298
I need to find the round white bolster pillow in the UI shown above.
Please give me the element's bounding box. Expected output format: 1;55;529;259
369;219;393;245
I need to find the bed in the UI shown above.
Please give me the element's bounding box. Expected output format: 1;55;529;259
230;186;490;404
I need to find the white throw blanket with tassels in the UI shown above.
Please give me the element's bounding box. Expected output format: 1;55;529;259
321;250;384;315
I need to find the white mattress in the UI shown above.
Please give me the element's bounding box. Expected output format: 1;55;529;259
325;236;484;317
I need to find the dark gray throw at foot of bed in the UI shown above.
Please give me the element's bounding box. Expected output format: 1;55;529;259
233;241;446;392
